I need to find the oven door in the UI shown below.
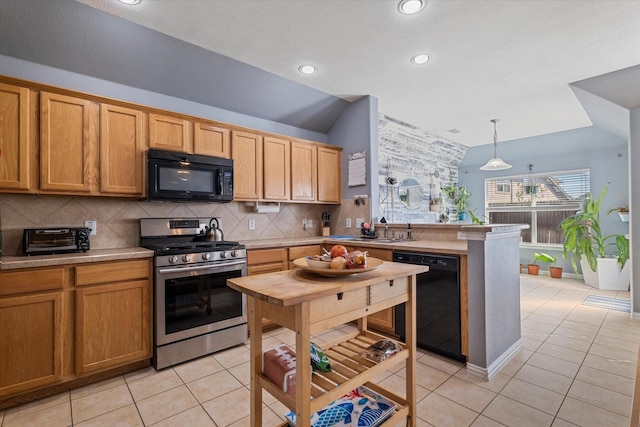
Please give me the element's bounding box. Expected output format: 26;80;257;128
155;259;247;346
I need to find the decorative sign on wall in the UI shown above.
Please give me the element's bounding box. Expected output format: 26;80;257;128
348;151;367;187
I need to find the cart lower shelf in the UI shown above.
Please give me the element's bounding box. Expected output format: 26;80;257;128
259;330;411;426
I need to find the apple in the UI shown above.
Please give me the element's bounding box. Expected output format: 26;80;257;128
330;257;346;269
329;245;348;259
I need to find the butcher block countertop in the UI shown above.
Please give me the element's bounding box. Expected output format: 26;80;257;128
227;260;428;307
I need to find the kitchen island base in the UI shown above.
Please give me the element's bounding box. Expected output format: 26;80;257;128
228;263;427;427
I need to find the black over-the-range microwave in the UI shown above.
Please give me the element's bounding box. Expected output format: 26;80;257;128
147;149;234;202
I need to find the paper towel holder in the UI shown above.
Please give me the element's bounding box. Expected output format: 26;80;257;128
246;201;281;213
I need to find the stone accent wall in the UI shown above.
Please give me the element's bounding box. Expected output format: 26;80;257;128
378;114;467;223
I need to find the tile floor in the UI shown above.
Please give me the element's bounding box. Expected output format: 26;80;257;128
1;274;638;427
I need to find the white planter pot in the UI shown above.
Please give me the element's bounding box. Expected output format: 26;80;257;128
580;258;630;291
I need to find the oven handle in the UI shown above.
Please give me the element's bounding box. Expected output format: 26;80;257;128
158;260;246;274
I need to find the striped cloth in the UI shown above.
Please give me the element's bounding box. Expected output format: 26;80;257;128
582;295;631;313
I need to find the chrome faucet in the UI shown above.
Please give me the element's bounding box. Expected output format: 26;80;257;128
383;224;389;239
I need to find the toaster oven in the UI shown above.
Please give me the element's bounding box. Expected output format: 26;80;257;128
23;227;90;256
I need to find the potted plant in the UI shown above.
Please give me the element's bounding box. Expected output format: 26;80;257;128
558;182;630;290
455;186;471;220
527;257;540;275
534;252;563;278
609;206;629;222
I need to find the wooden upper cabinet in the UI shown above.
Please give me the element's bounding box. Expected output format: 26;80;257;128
194;122;230;158
263;136;290;201
317;146;342;203
99;104;145;195
232;130;263;200
291;141;317;202
0;83;30;190
148;113;191;152
40;92;96;193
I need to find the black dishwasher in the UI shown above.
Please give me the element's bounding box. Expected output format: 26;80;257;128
393;251;465;362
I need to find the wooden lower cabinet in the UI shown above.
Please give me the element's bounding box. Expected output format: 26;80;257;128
247;248;288;331
288;244;322;269
0;258;152;407
75;279;150;375
355;247;395;335
0;291;64;397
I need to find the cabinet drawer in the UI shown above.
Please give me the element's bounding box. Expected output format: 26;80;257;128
75;259;150;286
247;248;287;265
0;267;65;296
369;277;408;306
310;287;367;324
288;245;322;260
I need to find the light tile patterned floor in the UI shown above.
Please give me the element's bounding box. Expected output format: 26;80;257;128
1;275;637;426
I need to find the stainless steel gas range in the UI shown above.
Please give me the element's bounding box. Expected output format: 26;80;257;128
140;218;248;370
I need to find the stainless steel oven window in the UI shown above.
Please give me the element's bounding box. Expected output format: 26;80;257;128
155;260;247;345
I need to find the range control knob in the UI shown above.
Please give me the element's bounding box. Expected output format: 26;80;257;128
182;254;192;262
168;256;179;264
231;250;238;258
220;251;227;259
202;253;212;261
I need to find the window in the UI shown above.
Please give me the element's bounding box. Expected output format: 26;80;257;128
496;181;511;193
485;169;590;245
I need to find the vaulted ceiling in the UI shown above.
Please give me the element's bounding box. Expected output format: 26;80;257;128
74;0;640;147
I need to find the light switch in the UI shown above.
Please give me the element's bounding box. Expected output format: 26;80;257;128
346;218;352;228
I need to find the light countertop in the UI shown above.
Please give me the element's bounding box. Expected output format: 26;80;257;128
1;247;154;271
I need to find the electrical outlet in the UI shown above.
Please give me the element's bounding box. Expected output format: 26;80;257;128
307;219;312;228
84;220;97;236
346;218;352;228
302;219;308;229
356;217;365;229
248;219;255;230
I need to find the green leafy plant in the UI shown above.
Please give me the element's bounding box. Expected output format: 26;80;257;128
468;208;485;225
455;186;471;213
442;184;471;211
558;182;629;274
534;252;557;266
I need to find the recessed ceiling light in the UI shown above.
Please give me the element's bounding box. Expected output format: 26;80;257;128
298;64;318;75
398;0;425;15
117;0;142;5
410;53;430;65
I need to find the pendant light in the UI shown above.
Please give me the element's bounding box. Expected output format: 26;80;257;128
480;119;512;171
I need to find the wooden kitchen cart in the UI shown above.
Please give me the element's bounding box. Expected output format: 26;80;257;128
227;261;428;427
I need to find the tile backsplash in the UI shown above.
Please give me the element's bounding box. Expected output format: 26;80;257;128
0;194;342;256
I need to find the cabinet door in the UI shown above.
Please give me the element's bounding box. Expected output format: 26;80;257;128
194;123;230;158
75;279;150;375
0;292;63;397
148;113;191;152
291;141;316;202
40;92;96;192
232;130;263;200
317;146;341;203
357;248;394;334
0;83;30;190
100;104;145;195
263;136;290;201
